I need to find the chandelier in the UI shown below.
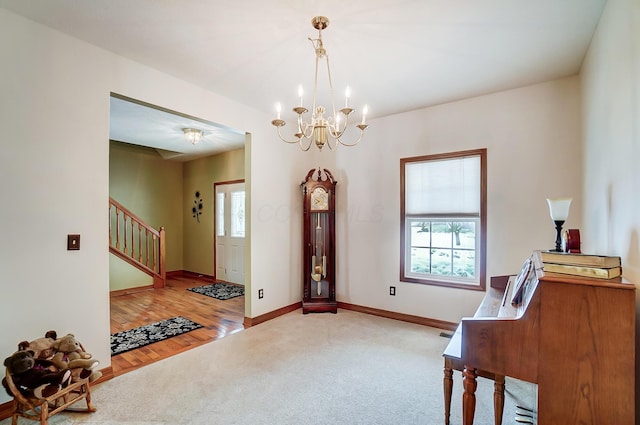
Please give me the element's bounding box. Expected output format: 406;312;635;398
271;16;369;151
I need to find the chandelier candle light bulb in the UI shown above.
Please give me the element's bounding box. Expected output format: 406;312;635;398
275;103;281;120
271;16;369;151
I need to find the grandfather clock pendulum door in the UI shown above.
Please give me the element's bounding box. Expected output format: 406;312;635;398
302;168;337;314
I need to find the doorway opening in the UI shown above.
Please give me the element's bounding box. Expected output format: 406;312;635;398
215;181;246;285
108;93;248;375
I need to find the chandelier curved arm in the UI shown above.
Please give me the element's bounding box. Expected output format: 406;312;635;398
323;137;338;151
335;124;368;147
298;118;315;140
329;107;353;139
272;123;311;151
298;138;314;151
272;121;301;144
328;108;368;147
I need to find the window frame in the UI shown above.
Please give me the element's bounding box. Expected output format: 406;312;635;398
400;149;487;291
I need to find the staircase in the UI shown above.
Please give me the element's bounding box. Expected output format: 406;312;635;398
109;197;166;288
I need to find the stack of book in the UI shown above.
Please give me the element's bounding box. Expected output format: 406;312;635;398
540;251;622;279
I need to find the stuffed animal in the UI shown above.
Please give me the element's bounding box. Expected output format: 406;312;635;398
17;330;58;361
74;367;102;383
2;350;71;399
51;334;102;383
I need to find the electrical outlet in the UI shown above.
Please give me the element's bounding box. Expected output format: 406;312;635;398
258;289;264;299
389;286;396;296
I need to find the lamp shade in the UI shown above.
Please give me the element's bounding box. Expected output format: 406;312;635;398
547;198;572;221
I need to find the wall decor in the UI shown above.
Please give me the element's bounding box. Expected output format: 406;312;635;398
192;191;203;222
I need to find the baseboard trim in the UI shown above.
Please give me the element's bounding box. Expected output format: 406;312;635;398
0;365;114;421
242;300;457;332
93;365;114;385
110;285;154;297
243;302;301;327
338;302;458;331
172;270;216;281
166;269;182;278
110;270;218;296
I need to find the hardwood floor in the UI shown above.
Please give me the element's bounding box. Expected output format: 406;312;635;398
109;275;245;376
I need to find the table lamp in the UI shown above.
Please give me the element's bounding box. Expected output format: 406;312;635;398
546;198;572;252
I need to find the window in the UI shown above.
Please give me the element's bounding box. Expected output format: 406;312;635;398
400;149;486;290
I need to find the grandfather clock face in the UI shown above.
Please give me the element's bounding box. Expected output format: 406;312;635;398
310;187;329;211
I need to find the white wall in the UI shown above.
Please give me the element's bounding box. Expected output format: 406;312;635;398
0;10;112;402
581;0;640;278
336;77;583;323
0;9;304;404
580;0;640;419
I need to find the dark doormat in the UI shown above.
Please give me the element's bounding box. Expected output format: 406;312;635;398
186;282;244;300
110;316;203;356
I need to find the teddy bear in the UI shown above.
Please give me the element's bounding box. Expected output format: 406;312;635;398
2;350;71;399
17;330;58;361
50;334;102;383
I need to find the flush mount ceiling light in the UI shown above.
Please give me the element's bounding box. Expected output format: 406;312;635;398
183;128;204;145
271;16;369;151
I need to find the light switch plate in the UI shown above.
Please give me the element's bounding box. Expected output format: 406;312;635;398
67;234;80;250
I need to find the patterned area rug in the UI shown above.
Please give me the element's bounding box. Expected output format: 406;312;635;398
110;316;203;356
187;282;244;300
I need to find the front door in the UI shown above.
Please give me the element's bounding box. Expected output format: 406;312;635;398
215;181;245;285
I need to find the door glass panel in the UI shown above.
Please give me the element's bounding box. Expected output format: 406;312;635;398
230;191;245;238
216;192;225;237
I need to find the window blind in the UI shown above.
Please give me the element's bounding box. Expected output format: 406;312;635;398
405;155;480;215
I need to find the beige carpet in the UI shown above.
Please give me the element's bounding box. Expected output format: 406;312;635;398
1;310;536;425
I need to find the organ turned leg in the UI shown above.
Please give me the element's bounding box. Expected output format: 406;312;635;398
443;361;453;425
494;374;505;425
462;366;478;425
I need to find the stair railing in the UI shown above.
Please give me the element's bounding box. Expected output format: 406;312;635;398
109;197;166;288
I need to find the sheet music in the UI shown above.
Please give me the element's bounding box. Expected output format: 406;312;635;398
511;258;533;305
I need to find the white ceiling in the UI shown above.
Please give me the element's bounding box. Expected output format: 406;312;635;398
109;95;246;162
1;0;606;161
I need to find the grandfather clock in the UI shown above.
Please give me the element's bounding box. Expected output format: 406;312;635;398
301;168;337;314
